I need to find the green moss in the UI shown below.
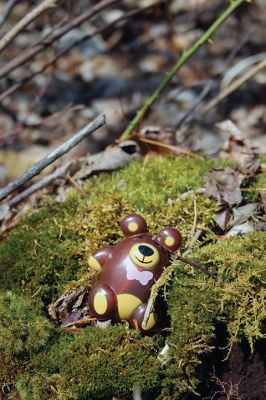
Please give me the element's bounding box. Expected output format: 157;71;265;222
0;155;265;400
16;327;162;400
0;196;84;303
84;155;220;214
193;231;266;351
0;352;22;400
161;231;266;398
0;155;219;302
0;291;52;357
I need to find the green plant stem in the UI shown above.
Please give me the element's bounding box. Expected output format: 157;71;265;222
121;0;247;138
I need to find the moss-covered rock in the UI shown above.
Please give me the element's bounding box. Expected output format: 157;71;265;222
0;155;265;400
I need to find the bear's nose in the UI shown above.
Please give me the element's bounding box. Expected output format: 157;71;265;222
138;245;154;257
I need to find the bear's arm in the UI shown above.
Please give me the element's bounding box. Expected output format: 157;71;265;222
88;246;113;272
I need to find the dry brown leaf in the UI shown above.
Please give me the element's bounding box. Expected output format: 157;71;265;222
204;167;245;206
217;120;260;175
74;140;141;180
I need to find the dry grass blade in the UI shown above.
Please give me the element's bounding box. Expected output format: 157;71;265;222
203;58;266;113
127;135;199;157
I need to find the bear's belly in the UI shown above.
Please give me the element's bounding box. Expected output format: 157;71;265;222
117;293;142;320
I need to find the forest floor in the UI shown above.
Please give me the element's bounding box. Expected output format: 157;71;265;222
0;1;265;399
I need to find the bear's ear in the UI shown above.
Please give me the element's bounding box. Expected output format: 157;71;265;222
120;214;148;236
155;227;182;253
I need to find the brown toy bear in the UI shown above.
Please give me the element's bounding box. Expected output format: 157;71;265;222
88;214;182;331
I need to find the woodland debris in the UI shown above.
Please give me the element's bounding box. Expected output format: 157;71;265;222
225;221;255;237
218;120;260;174
214;207;231;230
48;286;90;324
0;0;120;81
230;203;258;227
0;114;105;202
0;0;58;54
74;140;141;180
203;167;245;206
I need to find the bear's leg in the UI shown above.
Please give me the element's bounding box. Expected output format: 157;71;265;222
129;302;158;331
88;284;117;321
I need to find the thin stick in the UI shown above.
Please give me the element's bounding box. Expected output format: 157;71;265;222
174;254;215;278
62;317;96;328
0;0;57;54
0;114;105;203
9;161;78;207
65;174;87;197
121;0;247;138
202;58;266;113
0;3;159;102
174;80;213;129
0;0;20;29
0;0;119;80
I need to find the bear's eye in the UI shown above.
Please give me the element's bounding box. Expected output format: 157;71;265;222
129;243;159;268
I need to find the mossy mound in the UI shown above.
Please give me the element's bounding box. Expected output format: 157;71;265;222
0;155;265;400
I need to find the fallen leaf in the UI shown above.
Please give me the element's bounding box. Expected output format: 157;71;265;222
204;167;245;206
74;140;141;180
218;120;260;175
48;286;89;324
214;207;231;230
225;221;255;237
230;203;259;227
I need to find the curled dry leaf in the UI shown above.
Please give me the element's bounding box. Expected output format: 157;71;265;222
204;167;245;206
214;207;231;230
225;221;255;237
74;140;141;180
218;120;260;175
48;286;90;324
230;203;259;227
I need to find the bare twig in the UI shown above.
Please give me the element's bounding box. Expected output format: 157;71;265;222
174;254;215;278
0;0;57;54
183;229;202;256
65;174;87;197
0;0;20;29
203;58;266;113
142;249;215;328
0;114;105;203
0;3;160;102
175;32;250;134
0;0;120;80
121;0;247;137
62;316;96;328
221;52;266;89
9;161;78;207
175;80;213;129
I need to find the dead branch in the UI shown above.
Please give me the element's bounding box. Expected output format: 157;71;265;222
0;0;120;81
0;0;20;29
0;3;161;102
174;254;215;278
0;0;58;54
9;161;79;207
0;114;105;203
